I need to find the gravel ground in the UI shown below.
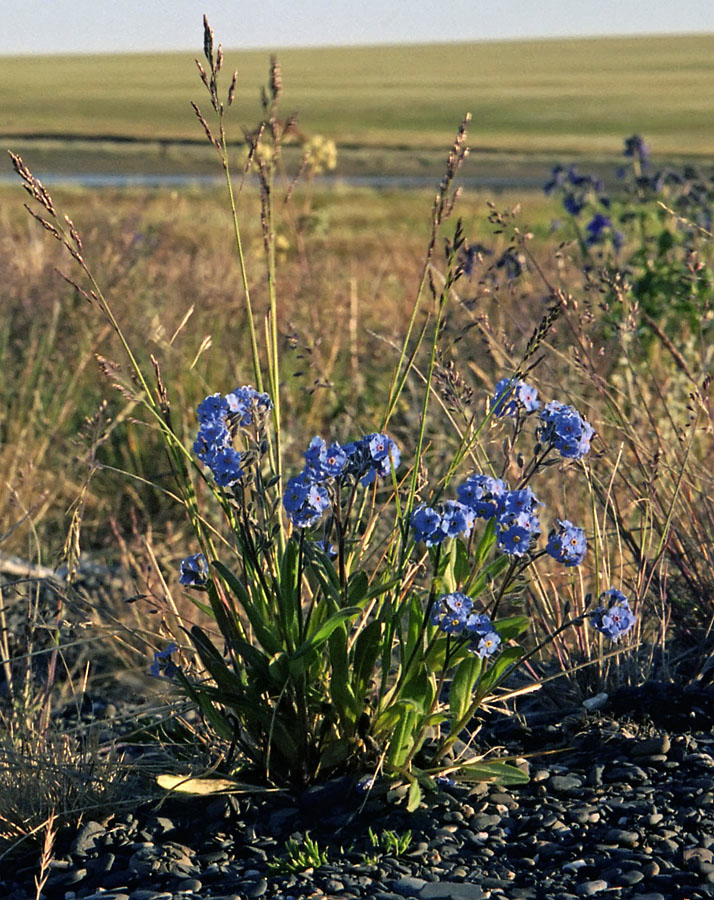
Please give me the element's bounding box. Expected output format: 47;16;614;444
3;683;714;900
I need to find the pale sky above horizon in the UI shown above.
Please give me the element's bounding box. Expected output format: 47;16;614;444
3;0;714;55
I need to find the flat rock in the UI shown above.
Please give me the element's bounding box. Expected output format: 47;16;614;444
418;883;486;900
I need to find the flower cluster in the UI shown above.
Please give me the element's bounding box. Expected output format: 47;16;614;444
491;378;540;417
457;474;506;519
544;164;606;216
623;134;650;165
590;589;637;641
411;500;476;546
488;378;594;462
193;386;272;487
283;433;400;528
430;592;501;657
413;478;544;559
410;379;594;561
494;487;542;557
149;643;178;679
585;212;623;251
179;552;209;587
537;401;594;460
546;520;587;567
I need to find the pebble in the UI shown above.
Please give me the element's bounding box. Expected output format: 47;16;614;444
419;884;486;900
632;735;671;757
72;821;107;856
393;877;427;896
603;828;640;847
175;877;203;892
619;869;644;885
684;846;714;866
82;894;131;900
575;880;609;897
563;860;588;873
582;693;609;712
129;893;173;900
549;774;583;793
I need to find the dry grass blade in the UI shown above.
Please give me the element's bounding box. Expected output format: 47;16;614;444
33;808;56;900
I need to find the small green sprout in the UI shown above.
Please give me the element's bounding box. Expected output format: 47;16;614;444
365;826;413;861
267;832;329;874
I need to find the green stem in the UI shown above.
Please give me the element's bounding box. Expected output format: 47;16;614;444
219;130;264;397
394;544;442;698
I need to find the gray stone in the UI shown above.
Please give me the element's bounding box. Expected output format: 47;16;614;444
640;860;660;876
61;867;88;886
418;883;486;900
575;880;609;897
175;877;203;893
129;893;173;900
550;774;584;793
619;870;645;885
582;692;609;712
604;829;640;847
683;846;714;866
393;877;428;896
245;879;268;898
82;894;130;900
489;792;518;809
563;860;589;873
470;813;502;828
633;735;671;757
72;821;106;856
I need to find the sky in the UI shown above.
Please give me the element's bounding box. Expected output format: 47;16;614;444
3;0;714;55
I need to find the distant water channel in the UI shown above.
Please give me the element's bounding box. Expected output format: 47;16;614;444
0;170;546;191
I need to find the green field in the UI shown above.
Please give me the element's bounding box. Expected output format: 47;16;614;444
2;33;714;177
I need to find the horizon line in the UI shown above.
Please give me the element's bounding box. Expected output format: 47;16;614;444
1;29;712;60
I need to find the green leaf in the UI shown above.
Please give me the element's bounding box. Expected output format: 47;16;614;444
475;645;524;698
406;779;422;812
268;651;290;684
421;711;448;730
404;593;425;667
277;537;301;639
228;638;270;681
352;620;382;699
189;626;245;695
400;666;432;715
183;682;234;741
448;654;483;723
212;561;282;655
293;606;362;659
457;760;529;785
206;582;243;648
357;575;402;608
465;552;510;596
453;538;471;585
494;615;530;642
386;701;419;767
371;704;402;738
318;737;352;771
328;625;360;727
473;517;497;568
347;570;369;605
